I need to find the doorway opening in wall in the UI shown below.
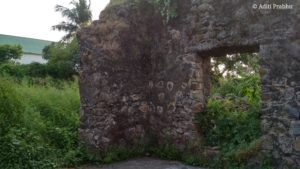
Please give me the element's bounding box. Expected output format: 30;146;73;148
196;51;263;166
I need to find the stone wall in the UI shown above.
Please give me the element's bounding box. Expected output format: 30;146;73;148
78;1;209;150
79;0;299;167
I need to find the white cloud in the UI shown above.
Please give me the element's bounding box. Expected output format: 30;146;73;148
0;0;110;41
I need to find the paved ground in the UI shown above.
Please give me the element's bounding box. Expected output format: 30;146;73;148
76;158;205;169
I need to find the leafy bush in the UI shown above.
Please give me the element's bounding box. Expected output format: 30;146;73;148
0;127;57;169
0;78;22;134
26;62;48;78
47;61;76;79
0;62;76;79
0;44;22;63
42;39;79;79
0;39;79;80
0;63;27;78
150;143;181;160
0;77;82;168
0;78;56;169
196;75;262;168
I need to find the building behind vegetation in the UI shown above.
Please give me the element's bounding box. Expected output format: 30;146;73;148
0;34;52;64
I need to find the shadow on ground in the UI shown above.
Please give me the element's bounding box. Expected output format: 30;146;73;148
75;158;206;169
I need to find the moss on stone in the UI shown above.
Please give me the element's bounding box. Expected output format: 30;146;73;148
109;0;131;7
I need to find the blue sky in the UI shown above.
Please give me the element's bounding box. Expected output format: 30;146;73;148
0;0;109;42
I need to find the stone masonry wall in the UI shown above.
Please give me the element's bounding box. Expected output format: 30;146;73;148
79;0;299;167
78;1;209;150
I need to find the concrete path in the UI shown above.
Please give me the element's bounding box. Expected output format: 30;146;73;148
77;158;205;169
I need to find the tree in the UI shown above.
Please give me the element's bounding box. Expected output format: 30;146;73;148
52;0;92;41
0;45;22;63
211;53;259;79
42;39;79;79
43;38;79;64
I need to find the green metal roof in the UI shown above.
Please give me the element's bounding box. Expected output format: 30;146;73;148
0;34;53;55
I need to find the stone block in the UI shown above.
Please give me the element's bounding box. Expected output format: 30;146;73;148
293;138;300;151
191;82;203;90
278;134;293;154
139;103;149;113
289;121;300;136
131;94;141;101
284;105;300;119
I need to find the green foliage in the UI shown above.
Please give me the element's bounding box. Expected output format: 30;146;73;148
0;127;58;169
109;0;129;6
0;73;272;168
152;0;178;24
0;77;82;168
196;72;262;168
150;143;181;160
43;39;79;79
198;75;261;146
53;0;92;41
99;146;148;164
194;51;265;168
0;78;22;135
0;63;28;78
0;45;22;63
211;53;259;81
27;62;49;77
43;39;79;63
0;49;267;168
0;62;75;79
0;39;79;79
85;143;196;166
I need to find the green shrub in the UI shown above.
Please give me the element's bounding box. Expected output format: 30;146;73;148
0;77;82;168
0;78;56;169
196;75;262;168
0;78;22;134
0;62;75;79
0;44;22;63
150;143;181;160
26;62;48;78
42;39;79;79
0;127;57;169
46;61;76;79
0;63;27;78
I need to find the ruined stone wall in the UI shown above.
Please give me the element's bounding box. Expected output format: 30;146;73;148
78;1;209;150
185;0;299;167
79;0;299;167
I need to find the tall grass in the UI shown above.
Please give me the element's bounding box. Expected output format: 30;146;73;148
0;76;82;169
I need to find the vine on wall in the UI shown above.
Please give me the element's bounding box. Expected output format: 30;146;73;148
152;0;178;24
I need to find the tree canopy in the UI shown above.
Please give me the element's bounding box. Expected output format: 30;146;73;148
52;0;92;41
0;45;22;63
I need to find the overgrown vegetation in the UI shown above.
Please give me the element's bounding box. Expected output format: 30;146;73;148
0;76;83;169
152;0;178;23
0;44;22;63
0;38;79;80
0;49;270;169
109;0;178;24
194;53;271;168
42;38;80;78
196;74;263;168
0;71;269;168
0;0;272;168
